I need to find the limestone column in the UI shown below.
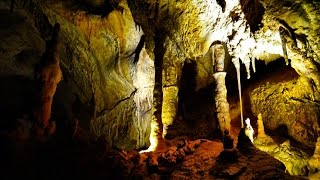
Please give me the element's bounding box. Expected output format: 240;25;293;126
212;44;231;134
140;30;165;153
34;23;62;136
162;64;179;138
213;72;231;134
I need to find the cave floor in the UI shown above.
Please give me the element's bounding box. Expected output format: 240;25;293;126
0;130;304;180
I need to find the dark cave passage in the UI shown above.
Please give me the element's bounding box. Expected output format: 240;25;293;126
0;76;36;131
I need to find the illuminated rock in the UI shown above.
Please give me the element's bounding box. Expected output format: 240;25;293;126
244;118;254;143
212;44;231;135
254;113;274;146
213;72;231;134
308;137;320;174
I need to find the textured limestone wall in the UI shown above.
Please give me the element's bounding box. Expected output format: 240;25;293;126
250;76;320;148
0;0;154;149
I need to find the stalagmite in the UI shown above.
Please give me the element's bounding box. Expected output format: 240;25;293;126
33;23;62;137
244;118;254;143
232;58;244;128
257;113;266;138
212;44;231;134
254;113;274;145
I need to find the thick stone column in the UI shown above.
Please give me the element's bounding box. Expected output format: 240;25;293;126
212;44;231;135
213;72;231;134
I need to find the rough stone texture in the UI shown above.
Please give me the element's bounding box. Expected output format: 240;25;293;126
309;137;320;174
214;72;232;134
110;136;300;179
250;76;320;148
0;0;153;149
258;0;320;64
255;138;310;176
254;113;275;146
0;7;45;78
1;0;320;155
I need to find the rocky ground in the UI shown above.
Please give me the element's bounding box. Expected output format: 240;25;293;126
0;128;305;180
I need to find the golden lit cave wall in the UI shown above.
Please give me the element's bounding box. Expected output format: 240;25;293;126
259;0;320;65
16;0;154;149
250;76;320;148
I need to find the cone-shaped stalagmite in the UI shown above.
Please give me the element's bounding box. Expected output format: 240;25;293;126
34;23;62;136
212;44;231;135
254;113;274;146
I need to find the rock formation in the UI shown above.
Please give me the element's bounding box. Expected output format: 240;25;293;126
254;113;274;146
33;23;62;137
308;137;320;174
244;118;254;143
1;0;320;178
212;44;231;135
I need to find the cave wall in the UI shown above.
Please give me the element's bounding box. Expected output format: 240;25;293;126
0;0;154;149
250;76;320;148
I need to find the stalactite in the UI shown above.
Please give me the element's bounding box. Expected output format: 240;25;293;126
251;56;256;73
281;25;320;93
212;44;231;134
279;26;289;65
244;58;251;79
232;58;244;128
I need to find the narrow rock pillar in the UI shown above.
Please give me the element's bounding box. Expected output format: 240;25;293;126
34;23;62;137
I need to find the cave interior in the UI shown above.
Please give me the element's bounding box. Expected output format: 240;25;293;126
1;0;320;179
